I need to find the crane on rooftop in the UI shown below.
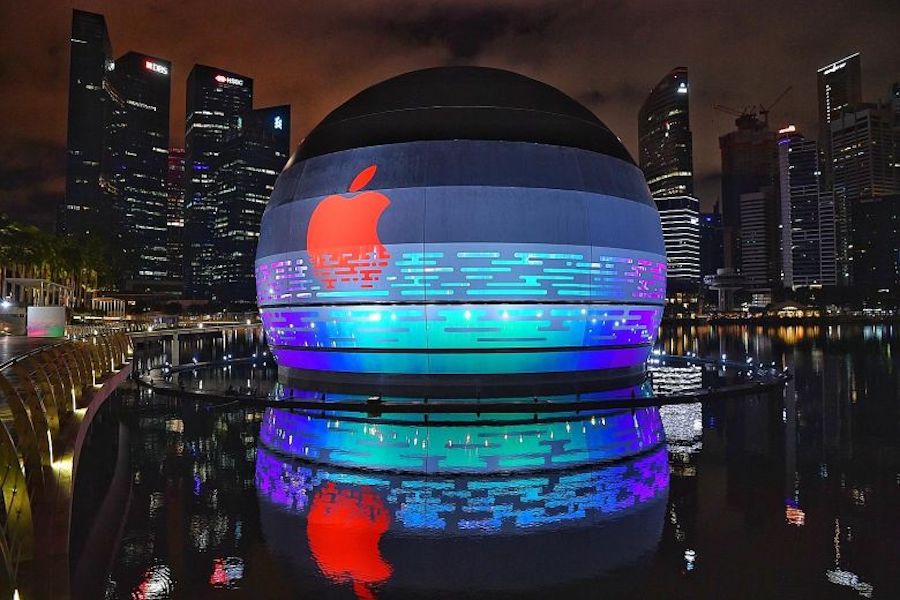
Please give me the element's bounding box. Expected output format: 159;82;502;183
713;85;793;128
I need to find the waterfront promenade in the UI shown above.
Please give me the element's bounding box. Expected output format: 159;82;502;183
0;332;132;600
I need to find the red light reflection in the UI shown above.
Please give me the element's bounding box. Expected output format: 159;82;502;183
307;482;392;600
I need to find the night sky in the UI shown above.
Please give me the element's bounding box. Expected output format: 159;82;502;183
1;0;898;230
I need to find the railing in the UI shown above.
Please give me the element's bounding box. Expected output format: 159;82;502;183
64;323;145;339
0;332;132;600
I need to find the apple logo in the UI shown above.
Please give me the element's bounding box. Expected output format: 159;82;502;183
307;482;393;600
306;165;391;290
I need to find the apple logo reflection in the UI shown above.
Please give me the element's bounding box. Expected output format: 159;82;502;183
307;482;392;600
255;400;669;598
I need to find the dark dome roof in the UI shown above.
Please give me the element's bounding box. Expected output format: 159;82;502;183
296;66;634;164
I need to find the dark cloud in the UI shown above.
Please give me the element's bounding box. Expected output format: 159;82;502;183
0;138;65;229
0;140;66;191
1;0;898;228
379;4;559;60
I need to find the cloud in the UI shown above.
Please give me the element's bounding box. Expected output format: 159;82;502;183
377;3;559;60
0;138;66;229
1;0;898;227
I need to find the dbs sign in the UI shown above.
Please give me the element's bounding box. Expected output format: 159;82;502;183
306;165;391;289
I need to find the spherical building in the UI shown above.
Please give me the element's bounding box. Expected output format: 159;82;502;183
256;67;666;393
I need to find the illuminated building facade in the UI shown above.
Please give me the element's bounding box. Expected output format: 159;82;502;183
739;190;776;303
212;106;290;305
184;65;253;299
639;67;693;197
640;68;700;314
60;9;112;236
817;53;862;184
166;148;185;290
256;67;666;390
655;195;700;287
817;53;862;285
832;101;899;286
101;52;173;292
777;127;837;288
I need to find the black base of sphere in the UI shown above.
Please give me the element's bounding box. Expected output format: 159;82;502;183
277;364;647;399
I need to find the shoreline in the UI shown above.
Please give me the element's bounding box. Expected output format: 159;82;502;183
663;315;899;325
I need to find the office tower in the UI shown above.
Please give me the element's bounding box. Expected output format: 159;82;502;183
719;113;779;292
639;67;700;312
654;196;700;286
166;149;185;292
817;53;862;182
639;67;693;197
699;206;724;279
852;194;899;294
832;101;900;286
777;127;836;288
184;65;254;299
738;190;775;302
832;104;898;200
890;81;900;126
212;106;290;305
101;52;172;292
60;10;112;236
891;82;900;187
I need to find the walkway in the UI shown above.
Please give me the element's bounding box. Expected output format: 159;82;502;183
0;333;133;600
0;337;55;366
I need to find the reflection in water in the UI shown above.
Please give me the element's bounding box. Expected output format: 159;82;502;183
209;557;245;590
255;407;669;598
79;323;900;599
132;562;175;599
306;481;392;600
259;406;663;474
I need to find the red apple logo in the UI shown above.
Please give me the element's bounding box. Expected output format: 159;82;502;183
307;482;393;600
306;165;391;290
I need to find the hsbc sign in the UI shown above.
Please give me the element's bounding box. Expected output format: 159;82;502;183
215;74;244;86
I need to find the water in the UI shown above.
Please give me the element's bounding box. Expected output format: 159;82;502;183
73;324;900;599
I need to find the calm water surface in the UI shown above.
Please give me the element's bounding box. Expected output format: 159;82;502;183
74;324;900;599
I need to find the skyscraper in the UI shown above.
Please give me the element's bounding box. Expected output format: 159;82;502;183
738;191;774;300
890;81;900;127
817;53;862;178
777;126;836;288
167;149;185;292
832;104;897;201
852;194;899;294
212;106;290;305
639;68;700;299
184;65;253;299
639;67;693;197
60;10;112;236
699;207;724;279
832;101;900;285
101;52;172;292
654;196;700;286
719;113;779;296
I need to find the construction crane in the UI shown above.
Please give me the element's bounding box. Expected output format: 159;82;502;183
713;104;746;117
713;85;793;128
759;86;792;125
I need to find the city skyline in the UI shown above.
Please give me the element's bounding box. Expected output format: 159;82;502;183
2;0;898;229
